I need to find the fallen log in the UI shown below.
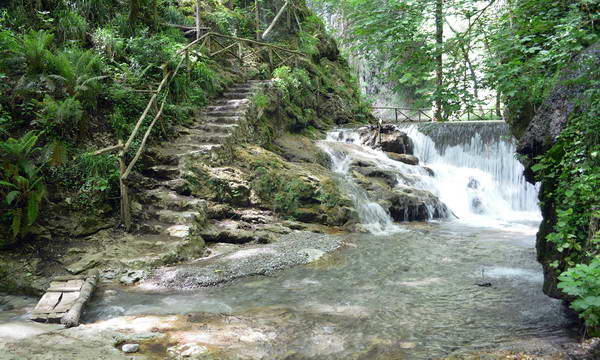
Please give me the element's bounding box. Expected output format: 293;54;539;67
60;270;99;328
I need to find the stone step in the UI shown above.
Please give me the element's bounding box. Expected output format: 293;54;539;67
157;145;221;160
178;134;230;144
212;99;251;106
205;103;248;112
160;178;191;196
196;123;238;134
140;188;204;211
195;115;240;124
203;110;243;117
154;209;200;224
142;165;179;181
221;92;252;100
138;221;191;238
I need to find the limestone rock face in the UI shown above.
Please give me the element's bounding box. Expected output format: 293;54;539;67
507;40;600;299
516;41;600;182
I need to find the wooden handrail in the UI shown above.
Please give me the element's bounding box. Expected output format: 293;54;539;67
88;31;303;231
372;106;502;122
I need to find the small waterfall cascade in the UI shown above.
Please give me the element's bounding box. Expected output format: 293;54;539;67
318;133;403;235
400;122;541;226
319;122;540;233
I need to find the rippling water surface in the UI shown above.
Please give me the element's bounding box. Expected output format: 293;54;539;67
85;220;576;359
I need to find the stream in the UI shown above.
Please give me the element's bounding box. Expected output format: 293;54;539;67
1;122;578;359
83;122;575;358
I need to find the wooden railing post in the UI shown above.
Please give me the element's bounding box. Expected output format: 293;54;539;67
394;108;398;123
117;140;131;231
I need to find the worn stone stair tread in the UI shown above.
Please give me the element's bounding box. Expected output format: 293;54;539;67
144;188;204;211
143;165;180;180
203;110;244;117
156;209;200;224
178;134;230;144
194;116;240;125
196;123;239;133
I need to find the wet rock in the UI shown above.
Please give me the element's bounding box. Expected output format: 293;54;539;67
386;189;450;222
422;166;435;177
121;343;139;353
386;152;419;165
66;254;102;275
293;207;327;224
198;225;273;244
471;197;484;214
167;343;209;358
147;232;342;289
119;270;146;285
467;177;480;189
377;124;414;155
352;167;398;188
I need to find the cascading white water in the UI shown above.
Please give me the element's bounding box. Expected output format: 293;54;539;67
401;123;541;230
320;123;540;234
318;132;403;235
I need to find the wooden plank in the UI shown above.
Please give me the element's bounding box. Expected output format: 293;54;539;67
53;292;80;313
48;279;83;292
52;275;87;281
32;292;62;314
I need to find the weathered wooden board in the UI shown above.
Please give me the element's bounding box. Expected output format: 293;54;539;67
47;279;84;292
52;292;80;313
32;292;62;314
31;270;98;326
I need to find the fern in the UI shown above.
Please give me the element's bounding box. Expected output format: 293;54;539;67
0;131;46;247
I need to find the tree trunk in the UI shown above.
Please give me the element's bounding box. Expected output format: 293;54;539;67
434;0;444;122
129;0;140;29
196;0;202;40
255;0;261;41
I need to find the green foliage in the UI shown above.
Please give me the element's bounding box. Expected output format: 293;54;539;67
558;257;600;333
48;152;120;212
0;132;46;246
532;86;600;270
18;30;54;75
488;0;600;113
55;9;89;44
47;47;106;105
251;165;311;217
34;95;84;140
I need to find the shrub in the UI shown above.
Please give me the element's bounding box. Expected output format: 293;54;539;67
34;95;84;140
55;9;89;44
18;30;54;76
0;131;46;247
558;257;600;335
47;47;106;107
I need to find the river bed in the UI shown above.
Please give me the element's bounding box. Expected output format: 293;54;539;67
75;220;577;359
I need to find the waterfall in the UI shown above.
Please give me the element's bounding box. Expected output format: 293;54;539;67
319;122;540;234
400;122;541;228
318;133;403;235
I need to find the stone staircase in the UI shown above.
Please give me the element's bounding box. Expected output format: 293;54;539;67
132;79;270;239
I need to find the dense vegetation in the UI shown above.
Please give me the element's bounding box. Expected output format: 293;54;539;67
0;0;369;249
316;0;600;334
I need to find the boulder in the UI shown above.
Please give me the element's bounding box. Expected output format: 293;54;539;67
385;188;449;222
386;152;419;165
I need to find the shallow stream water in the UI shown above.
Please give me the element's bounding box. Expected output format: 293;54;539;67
83;220;576;359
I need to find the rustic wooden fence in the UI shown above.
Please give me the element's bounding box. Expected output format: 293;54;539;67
91;32;303;231
372;106;503;122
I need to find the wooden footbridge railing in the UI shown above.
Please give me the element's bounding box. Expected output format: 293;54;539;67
92;32;304;231
373;107;503;122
